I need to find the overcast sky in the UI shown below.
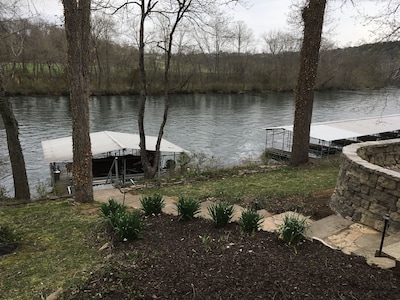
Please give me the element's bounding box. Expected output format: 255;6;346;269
229;0;383;47
34;0;383;48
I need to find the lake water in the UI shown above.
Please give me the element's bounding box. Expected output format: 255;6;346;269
1;89;399;196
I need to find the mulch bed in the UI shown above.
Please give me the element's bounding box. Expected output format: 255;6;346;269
62;214;400;300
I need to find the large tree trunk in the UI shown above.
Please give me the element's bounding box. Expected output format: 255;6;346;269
290;0;326;167
0;80;30;200
62;0;93;202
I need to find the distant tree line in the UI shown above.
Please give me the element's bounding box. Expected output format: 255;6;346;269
1;17;399;96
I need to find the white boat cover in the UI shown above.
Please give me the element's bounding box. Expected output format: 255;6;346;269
41;131;186;163
265;114;400;142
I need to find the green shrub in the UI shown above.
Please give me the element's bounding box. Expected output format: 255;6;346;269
0;224;19;244
177;152;192;173
100;198;143;241
113;210;144;241
100;198;127;227
207;202;235;227
176;196;200;221
238;208;263;233
277;213;309;252
140;193;165;216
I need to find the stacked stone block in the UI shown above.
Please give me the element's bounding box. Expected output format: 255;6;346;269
330;139;400;233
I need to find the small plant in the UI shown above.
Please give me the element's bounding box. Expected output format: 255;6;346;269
260;150;272;164
277;213;309;253
113;210;144;241
0;186;10;201
35;180;49;199
100;198;127;226
0;224;19;244
199;235;213;252
176;196;200;221
177;152;192;173
250;195;267;210
207;201;234;227
238;208;263;234
0;224;19;255
100;199;143;241
140;193;165;216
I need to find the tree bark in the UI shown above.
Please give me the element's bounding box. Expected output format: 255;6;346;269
0;79;30;200
62;0;93;202
137;0;154;179
290;0;326;167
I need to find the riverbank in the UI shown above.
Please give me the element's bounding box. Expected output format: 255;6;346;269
0;160;337;295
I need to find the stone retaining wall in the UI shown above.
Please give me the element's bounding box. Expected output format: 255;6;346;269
330;139;400;233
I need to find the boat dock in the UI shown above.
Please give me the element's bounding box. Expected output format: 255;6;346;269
265;114;400;160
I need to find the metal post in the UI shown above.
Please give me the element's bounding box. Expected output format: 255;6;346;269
115;157;119;185
376;214;390;257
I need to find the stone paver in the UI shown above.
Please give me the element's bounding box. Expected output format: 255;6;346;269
366;257;397;270
93;186;400;270
197;200;214;220
352;233;382;258
384;231;400;245
231;204;245;222
306;215;353;240
382;241;400;261
261;217;277;232
323;223;379;255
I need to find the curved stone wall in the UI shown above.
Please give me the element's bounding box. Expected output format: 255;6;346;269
330;139;400;233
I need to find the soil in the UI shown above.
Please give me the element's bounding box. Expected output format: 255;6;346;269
242;189;335;221
62;211;400;299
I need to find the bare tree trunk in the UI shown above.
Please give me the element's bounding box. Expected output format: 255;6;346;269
290;0;326;167
62;0;93;202
137;0;154;179
0;76;30;200
137;0;186;179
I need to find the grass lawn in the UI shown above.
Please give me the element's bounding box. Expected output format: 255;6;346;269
0;201;104;299
141;158;340;208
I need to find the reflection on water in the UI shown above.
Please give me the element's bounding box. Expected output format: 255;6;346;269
0;89;399;196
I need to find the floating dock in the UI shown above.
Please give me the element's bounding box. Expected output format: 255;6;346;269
265;114;400;160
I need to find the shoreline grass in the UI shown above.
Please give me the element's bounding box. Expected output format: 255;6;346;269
142;158;340;206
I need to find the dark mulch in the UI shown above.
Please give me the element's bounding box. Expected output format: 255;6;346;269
62;213;400;300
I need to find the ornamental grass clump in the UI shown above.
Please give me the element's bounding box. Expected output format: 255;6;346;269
207;202;235;228
277;213;309;253
140;193;165;216
176;196;201;221
100;198;126;227
239;208;263;233
112;210;144;241
100;198;144;241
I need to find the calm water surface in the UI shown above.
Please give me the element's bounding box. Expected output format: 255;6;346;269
1;90;399;196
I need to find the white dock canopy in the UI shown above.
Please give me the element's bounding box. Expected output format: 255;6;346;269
265;114;400;142
41;131;186;163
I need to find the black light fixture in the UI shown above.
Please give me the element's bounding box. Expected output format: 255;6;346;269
376;214;390;257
